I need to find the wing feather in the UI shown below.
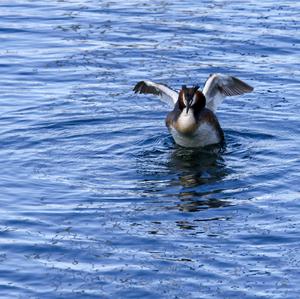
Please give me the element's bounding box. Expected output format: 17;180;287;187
203;74;253;112
133;80;178;106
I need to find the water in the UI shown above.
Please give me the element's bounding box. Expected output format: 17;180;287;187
0;1;300;298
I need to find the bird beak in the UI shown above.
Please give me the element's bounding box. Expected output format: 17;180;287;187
186;99;192;114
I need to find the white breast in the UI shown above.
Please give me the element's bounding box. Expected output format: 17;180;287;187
169;121;220;148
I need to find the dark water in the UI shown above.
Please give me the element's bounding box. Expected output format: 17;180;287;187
1;1;300;298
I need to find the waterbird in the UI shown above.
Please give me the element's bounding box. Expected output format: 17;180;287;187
133;74;253;148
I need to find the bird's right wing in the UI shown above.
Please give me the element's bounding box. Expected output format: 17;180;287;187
133;80;178;106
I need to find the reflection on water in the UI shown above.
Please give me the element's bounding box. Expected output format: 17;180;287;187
137;142;231;213
169;145;231;212
177;191;231;212
168;144;227;185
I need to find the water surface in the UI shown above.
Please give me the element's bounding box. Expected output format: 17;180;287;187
0;1;300;298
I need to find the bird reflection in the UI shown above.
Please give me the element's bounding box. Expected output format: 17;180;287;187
135;134;233;215
167;144;231;213
176;191;230;213
168;144;225;181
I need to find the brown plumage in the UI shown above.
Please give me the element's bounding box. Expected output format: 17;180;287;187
165;85;224;147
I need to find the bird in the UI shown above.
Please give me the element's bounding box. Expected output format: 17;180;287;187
133;73;253;148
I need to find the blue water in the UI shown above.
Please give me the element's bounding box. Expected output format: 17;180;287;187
0;1;300;298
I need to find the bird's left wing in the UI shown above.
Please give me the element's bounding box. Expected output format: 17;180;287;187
203;74;253;113
133;80;178;106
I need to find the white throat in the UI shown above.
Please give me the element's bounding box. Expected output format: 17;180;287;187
177;108;196;132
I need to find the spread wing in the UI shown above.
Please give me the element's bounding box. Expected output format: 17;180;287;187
133;80;178;106
202;74;254;113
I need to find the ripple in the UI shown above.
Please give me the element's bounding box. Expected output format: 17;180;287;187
0;0;300;298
